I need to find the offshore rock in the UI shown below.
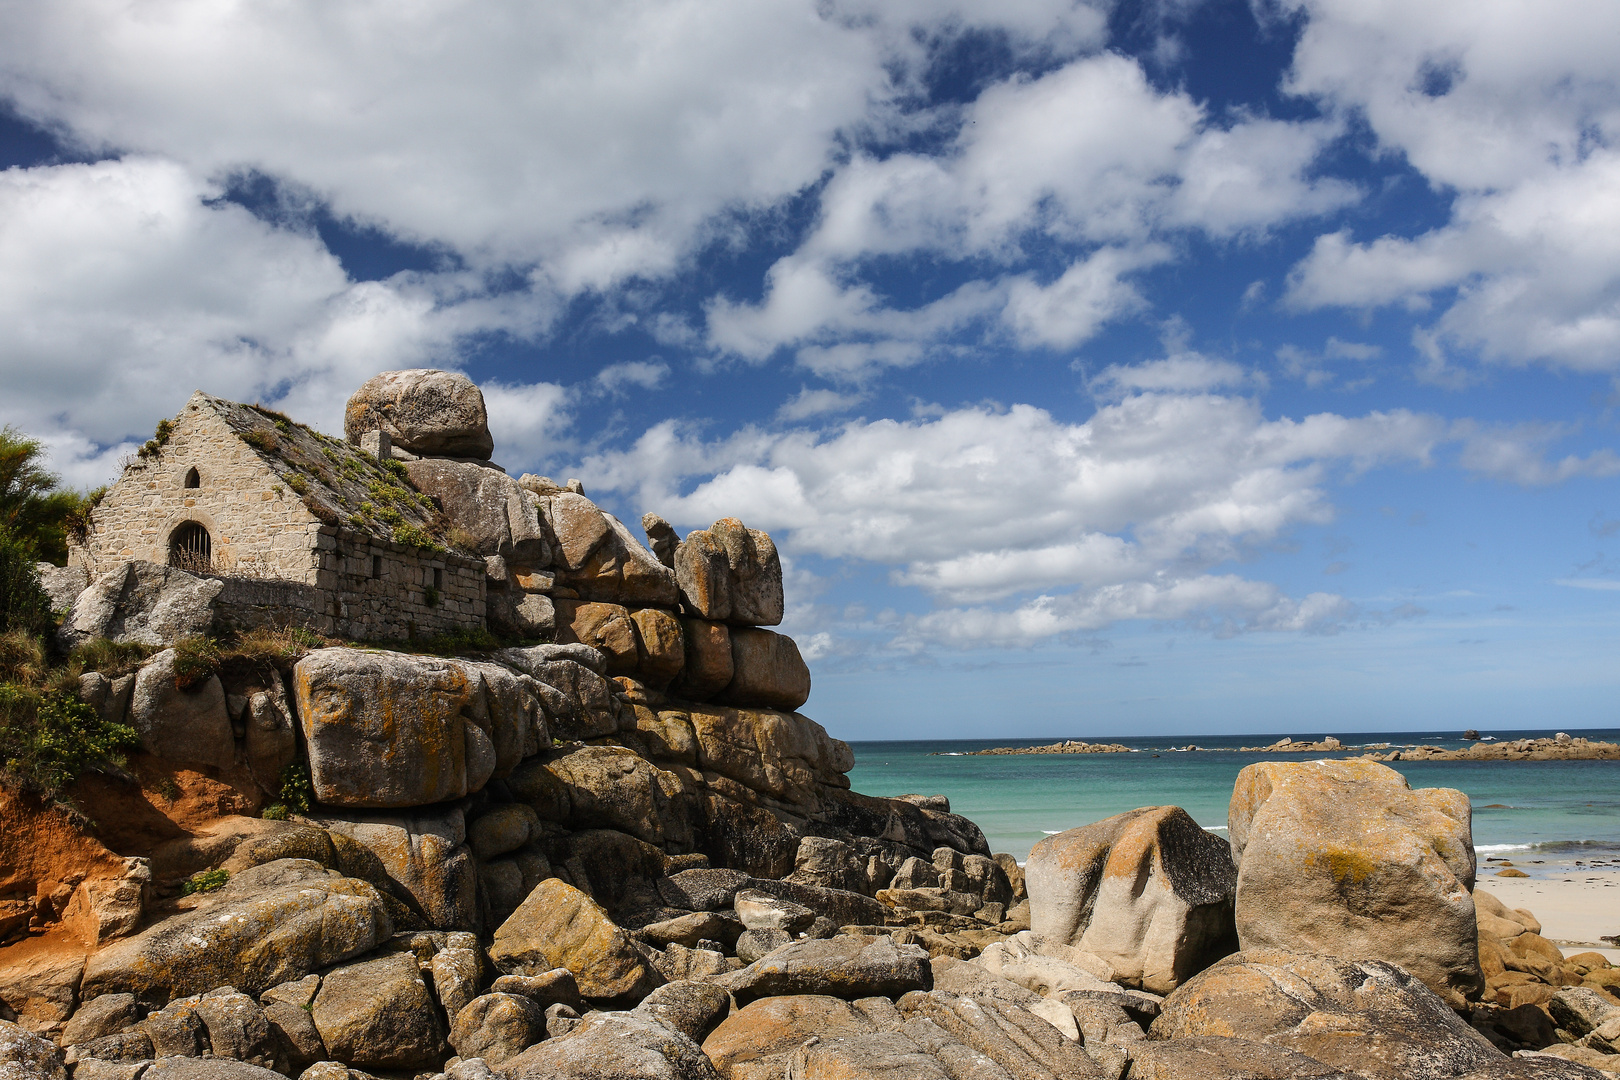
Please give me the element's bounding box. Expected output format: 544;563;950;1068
1228;759;1482;1000
1027;806;1237;994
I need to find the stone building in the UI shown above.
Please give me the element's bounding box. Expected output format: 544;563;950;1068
68;390;485;640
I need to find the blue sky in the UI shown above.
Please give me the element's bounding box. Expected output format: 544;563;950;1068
2;0;1617;739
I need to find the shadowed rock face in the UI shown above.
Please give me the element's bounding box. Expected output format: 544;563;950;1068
1150;949;1504;1080
345;368;493;459
1228;759;1483;1001
1026;806;1237;994
489;879;664;1004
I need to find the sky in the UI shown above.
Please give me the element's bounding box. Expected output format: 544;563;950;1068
2;0;1618;740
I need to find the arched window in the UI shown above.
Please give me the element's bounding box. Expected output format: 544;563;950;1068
183;467;200;488
169;521;212;573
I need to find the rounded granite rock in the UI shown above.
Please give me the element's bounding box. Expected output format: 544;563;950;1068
345;369;493;459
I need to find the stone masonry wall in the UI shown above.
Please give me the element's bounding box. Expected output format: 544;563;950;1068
76;396;325;582
78;394;486;641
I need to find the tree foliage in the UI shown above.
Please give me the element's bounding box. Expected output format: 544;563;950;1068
0;426;99;566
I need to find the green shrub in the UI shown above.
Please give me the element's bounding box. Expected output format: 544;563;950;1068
284;474;309;496
0;630;46;686
0;527;52;636
2;427;98;564
260;803;290;821
392;523;443;553
171;636;222;690
181;868;229;895
242;429;280;454
423;585;441;608
0;683;140;796
279;762;312;813
69;637;155;679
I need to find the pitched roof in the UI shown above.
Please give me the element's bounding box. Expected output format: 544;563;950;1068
193;393;454;553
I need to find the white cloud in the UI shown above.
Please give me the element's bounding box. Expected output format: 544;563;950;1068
595;360;670;394
707;50;1353;368
1452;421;1620;486
0;0;1109;284
1552;578;1620;592
777;387;868;422
582;388;1447;645
483;379;576;468
1279;0;1620;371
0;157;484;458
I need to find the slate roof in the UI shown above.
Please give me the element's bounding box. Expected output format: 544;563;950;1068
197;393;453;552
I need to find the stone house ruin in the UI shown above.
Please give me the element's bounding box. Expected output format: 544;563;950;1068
67;390;486;641
61;369;811;721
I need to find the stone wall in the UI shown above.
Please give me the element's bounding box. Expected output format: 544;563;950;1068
208;532;484;640
75;395;325;583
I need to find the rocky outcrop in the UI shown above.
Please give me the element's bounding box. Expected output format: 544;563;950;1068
81;860;392;1005
0;1018;66;1079
295;649;552;809
489;879;663;1004
56;562;222;651
1026;806;1236;994
345;368;494;459
1150;949;1504;1080
714;628;810;713
129;648;236;771
674;519;784;627
1228;759;1482;1001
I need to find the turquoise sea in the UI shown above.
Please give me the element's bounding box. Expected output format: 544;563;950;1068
845;728;1620;868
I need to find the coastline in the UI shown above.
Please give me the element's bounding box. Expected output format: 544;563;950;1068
949;734;1620;762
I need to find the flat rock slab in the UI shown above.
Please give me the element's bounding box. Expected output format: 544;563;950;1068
498;1012;719;1079
1129;1036;1362;1079
81;860;393;1005
715;936;931;1005
1150;949;1506;1080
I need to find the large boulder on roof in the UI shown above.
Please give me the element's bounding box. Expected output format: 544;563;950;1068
1228;758;1482;1002
345;368;494;459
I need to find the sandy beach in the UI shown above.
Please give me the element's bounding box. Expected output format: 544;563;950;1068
1478;865;1620;965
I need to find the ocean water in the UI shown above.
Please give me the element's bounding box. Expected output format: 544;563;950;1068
845;729;1620;867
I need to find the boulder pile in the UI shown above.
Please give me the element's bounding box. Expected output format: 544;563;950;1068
4;371;1618;1079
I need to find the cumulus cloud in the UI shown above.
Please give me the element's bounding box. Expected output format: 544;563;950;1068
1278;0;1620;372
595;359;670;394
777;387;869;422
1453;421;1620;486
706;50;1353;370
581;388;1448;646
0;0;1110;281
0;157;481;451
